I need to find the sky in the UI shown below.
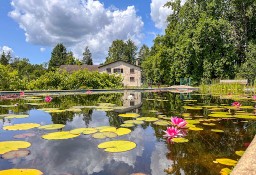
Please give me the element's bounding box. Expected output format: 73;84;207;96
0;0;177;65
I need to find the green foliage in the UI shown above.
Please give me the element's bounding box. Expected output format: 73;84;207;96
0;52;10;65
142;0;256;85
82;46;93;65
105;39;137;64
48;43;68;70
27;69;123;90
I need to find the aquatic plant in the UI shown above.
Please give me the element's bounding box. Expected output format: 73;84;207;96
171;117;187;128
163;127;180;139
232;101;241;108
44;96;52;102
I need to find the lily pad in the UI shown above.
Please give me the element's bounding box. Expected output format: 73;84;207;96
183;106;203;110
215;158;237;166
208;113;233;118
82;128;98;135
3;123;40;130
172;138;189;143
42;131;79;140
92;132;117;139
211;129;224;133
2;149;30;159
136;117;158;122
240;106;254;109
38;124;65;130
186;120;200;124
118;113;140;118
13;133;35;139
115;128;131;136
99;127;117;132
188;127;203;131
0;141;31;154
235;150;245;156
0;169;43;175
98;140;136;152
220;168;232;175
182;113;191;117
202;123;216;126
120;123;135;127
153;120;170;126
66;108;82;112
5;115;29;119
124;120;144;125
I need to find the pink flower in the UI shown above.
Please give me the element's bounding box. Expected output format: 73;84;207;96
252;95;256;100
86;90;92;94
163;127;180;139
171;117;187;128
45;96;52;103
20;91;24;96
232;102;241;108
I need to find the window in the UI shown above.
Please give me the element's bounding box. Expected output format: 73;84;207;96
106;68;111;73
113;68;123;74
130;101;135;106
130;77;135;82
130;68;135;74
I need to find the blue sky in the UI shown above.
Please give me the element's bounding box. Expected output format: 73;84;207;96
0;0;172;64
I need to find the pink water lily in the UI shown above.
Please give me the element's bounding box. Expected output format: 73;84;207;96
171;117;187;128
20;91;25;96
252;95;256;100
232;101;241;108
86;90;92;94
45;96;52;103
164;127;180;138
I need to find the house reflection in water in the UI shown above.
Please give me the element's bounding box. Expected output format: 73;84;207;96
119;91;142;113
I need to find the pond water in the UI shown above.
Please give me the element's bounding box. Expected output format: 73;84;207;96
0;91;256;175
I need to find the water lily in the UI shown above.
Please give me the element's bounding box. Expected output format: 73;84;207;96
20;91;25;96
232;102;241;108
85;90;92;94
45;96;52;103
252;95;256;100
171;117;187;128
163;126;180;139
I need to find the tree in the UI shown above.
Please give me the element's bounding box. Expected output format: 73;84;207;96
66;51;76;65
138;44;150;65
82;46;93;65
0;51;10;65
105;39;137;64
48;43;68;70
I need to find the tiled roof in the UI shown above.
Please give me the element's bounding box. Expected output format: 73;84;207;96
59;65;99;73
98;60;141;69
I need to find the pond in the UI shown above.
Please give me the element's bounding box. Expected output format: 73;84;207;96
0;91;256;175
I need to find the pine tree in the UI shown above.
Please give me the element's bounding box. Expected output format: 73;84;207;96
82;46;93;65
0;51;10;65
48;43;68;70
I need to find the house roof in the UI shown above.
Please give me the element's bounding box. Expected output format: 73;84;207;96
98;60;141;69
59;65;99;73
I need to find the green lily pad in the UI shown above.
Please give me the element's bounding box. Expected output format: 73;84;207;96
202;123;216;126
0;141;31;154
153;120;170;126
3;123;40;130
5;115;29;119
98;140;136;153
186;120;200;124
234;115;256;119
183;106;203;110
172;138;189;143
235;150;245;156
208;113;233;118
240;106;254;109
42;131;79;140
82;128;98;135
118;113;140;118
115;128;131;136
182;113;191;117
188;127;203;131
220;168;232;175
0;169;43;175
124;120;144;125
66;108;82;112
215;158;237;166
120;123;135;127
38;124;65;130
92;132;117;139
136;117;158;122
0;105;18;108
211;129;224;133
99;127;117;132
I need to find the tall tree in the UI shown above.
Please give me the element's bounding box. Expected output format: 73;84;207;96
0;52;9;65
138;44;150;65
48;43;68;70
66;51;76;65
82;46;93;65
105;39;137;64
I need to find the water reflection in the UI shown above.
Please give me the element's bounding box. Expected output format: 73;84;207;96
0;91;256;175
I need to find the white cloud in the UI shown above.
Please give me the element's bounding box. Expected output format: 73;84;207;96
9;0;144;64
40;47;46;52
150;0;186;30
0;45;14;55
